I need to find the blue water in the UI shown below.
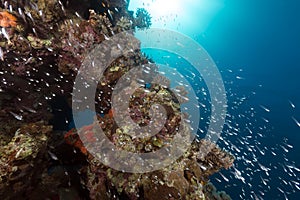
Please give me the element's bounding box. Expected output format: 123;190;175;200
130;0;300;199
198;2;300;199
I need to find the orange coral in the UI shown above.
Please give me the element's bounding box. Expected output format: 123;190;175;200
108;108;114;118
64;126;98;155
0;11;17;28
64;128;88;155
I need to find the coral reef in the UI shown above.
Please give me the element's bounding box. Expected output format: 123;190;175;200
134;8;152;29
203;182;232;200
63;81;234;199
116;16;133;31
65;121;234;199
0;0;234;199
0;122;52;198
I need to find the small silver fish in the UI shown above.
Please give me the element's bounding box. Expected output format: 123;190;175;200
0;47;3;61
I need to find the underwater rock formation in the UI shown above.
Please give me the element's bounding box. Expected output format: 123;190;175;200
0;0;234;199
64;81;234;199
68;123;234;199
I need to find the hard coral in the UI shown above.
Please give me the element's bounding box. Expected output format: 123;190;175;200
78;131;234;199
116;16;133;32
0;122;52;198
203;182;232;200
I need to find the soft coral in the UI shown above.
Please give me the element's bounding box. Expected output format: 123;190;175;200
0;11;17;28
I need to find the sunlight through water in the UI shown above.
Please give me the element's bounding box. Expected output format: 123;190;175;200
129;0;224;34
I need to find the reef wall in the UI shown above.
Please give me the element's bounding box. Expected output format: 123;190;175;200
0;0;234;199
